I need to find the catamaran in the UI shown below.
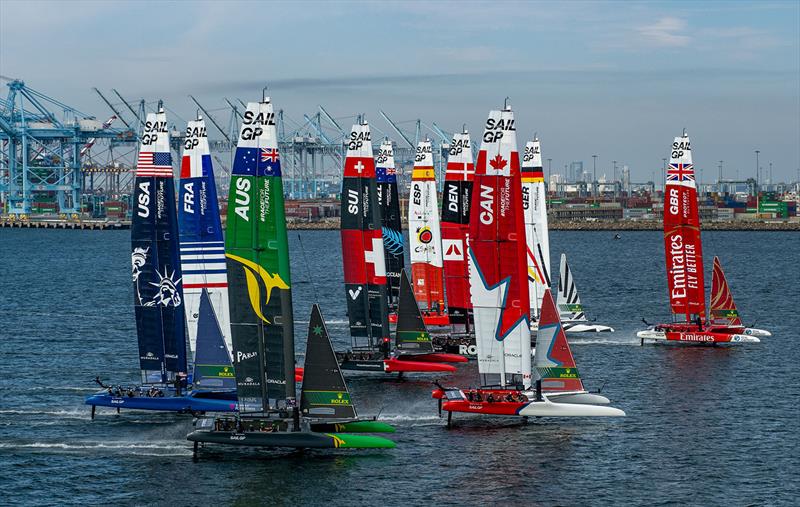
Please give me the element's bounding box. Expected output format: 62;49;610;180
556;253;614;333
376;139;405;312
86;108;236;416
187;96;394;453
339;119;461;374
638;132;761;344
440;129;475;336
432;103;624;424
188;304;396;454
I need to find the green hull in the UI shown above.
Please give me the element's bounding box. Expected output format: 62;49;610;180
187;428;395;449
310;420;396;433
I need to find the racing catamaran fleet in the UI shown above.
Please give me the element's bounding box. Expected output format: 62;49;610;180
82;92;771;452
637;132;768;345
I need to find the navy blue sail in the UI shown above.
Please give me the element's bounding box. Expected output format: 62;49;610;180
132;109;188;384
193;290;236;391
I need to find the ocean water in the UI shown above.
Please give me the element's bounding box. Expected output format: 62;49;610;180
0;229;797;506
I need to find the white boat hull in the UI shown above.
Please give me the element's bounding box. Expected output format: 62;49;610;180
563;322;614;333
544;391;611;405
531;322;614;333
519;397;625;417
744;328;771;337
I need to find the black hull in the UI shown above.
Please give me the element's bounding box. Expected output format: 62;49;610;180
188;429;341;448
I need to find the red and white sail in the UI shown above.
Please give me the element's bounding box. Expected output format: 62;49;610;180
409;139;445;313
469;105;531;388
534;289;585;394
521;137;551;318
710;256;742;326
441;130;474;328
340;121;390;345
663;132;705;321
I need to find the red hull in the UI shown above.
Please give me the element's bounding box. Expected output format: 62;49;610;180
388;312;450;327
294;367;304;382
433;388;528;415
396;353;467;363
384;359;456;373
657;323;744;335
664;330;740;343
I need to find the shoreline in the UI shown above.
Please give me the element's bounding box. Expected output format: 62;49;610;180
285;219;800;231
2;218;798;231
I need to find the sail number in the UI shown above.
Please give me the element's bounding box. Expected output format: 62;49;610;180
234;178;251;221
137;181;150;218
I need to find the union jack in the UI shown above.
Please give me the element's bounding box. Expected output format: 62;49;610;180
261;148;279;162
667;163;695;182
386;168;397;175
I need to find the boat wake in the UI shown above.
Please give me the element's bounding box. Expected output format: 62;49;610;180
0;440;192;456
0;408;91;420
568;338;639;346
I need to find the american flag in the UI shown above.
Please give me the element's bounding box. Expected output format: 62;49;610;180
138;152;172;171
667;163;695;182
261;148;279;162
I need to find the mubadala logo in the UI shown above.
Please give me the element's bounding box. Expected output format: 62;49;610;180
237;351;257;362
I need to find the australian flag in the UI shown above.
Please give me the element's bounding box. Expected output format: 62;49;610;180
232;147;282;177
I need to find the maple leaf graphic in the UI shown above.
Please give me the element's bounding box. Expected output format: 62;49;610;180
489;154;507;170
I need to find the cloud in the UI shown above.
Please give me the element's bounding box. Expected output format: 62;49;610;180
636;17;691;47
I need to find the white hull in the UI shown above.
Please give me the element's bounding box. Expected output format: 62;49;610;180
563;322;614;333
545;391;611;405
744;328;771;337
530;322;614;333
519;396;625;417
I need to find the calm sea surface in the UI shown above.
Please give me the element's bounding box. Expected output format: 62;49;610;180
0;229;797;506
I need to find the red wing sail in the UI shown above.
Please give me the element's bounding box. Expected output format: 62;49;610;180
340;122;390;347
469;106;531;386
533;289;584;393
710;256;742;326
441;131;474;328
663;133;705;321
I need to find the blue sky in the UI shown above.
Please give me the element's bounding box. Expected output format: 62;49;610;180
1;0;798;182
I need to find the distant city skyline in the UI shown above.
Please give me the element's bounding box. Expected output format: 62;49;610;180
1;0;798;181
